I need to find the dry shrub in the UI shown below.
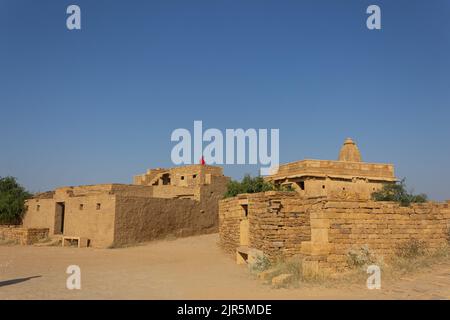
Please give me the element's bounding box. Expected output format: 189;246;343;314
347;245;379;268
395;239;427;259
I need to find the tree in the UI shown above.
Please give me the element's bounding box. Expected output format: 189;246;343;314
371;178;427;207
0;176;32;225
223;174;293;198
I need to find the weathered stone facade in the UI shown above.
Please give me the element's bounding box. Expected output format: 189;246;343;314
219;192;313;259
310;199;450;272
23;165;229;248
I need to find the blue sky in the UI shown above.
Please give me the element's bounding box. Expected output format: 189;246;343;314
1;0;449;200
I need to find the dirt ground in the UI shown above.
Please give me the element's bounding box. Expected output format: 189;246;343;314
0;234;449;300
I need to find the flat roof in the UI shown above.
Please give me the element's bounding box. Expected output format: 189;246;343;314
267;159;396;182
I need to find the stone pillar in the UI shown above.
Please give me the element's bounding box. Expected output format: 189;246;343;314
300;212;330;277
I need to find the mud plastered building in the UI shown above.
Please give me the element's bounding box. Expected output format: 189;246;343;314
20;165;229;248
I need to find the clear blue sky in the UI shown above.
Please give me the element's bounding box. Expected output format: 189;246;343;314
1;0;449;200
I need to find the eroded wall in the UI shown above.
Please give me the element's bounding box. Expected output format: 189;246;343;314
0;226;49;245
113;196;216;246
219;193;450;271
219;192;313;259
305;200;450;272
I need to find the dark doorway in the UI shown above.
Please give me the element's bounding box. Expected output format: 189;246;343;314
161;173;171;185
54;202;65;235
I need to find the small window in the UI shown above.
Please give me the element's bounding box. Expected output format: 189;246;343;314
193;174;197;179
322;185;325;189
181;176;185;180
36;205;40;212
79;204;84;210
241;204;248;217
96;203;101;210
342;187;346;191
299;181;305;190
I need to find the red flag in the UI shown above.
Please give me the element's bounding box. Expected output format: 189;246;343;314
200;156;205;165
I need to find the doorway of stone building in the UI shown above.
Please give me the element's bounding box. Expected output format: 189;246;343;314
239;204;249;246
54;202;65;235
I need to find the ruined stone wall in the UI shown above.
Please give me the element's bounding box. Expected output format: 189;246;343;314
248;194;313;260
306;200;450;271
219;193;450;272
219;196;243;253
219;192;312;259
0;226;49;245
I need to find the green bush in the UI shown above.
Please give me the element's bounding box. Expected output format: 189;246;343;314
249;254;272;273
223;174;294;198
0;176;31;225
372;178;427;207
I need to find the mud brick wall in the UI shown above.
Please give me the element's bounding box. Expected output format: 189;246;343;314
0;226;49;245
308;200;450;271
114;195;218;246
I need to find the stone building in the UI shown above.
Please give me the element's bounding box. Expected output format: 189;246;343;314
22;164;229;248
265;138;396;199
219;139;450;274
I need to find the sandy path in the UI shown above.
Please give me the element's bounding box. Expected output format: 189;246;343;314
0;234;449;300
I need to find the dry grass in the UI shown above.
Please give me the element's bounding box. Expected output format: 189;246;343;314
341;242;450;285
254;241;450;289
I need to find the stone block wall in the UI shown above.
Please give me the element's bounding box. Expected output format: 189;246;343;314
307;200;450;272
248;194;314;260
219;196;243;253
0;226;49;245
219;192;313;259
219;193;450;272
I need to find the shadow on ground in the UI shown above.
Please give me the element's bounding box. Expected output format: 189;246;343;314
0;275;42;288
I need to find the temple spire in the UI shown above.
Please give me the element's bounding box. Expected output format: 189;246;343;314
338;138;362;162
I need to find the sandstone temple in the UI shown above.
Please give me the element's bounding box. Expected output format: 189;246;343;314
219;139;450;274
265;138;396;199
